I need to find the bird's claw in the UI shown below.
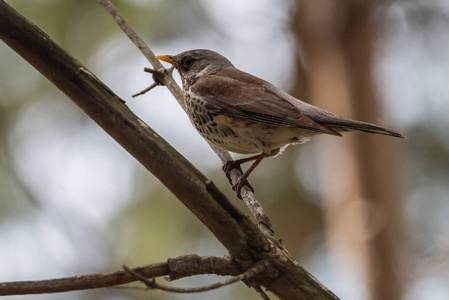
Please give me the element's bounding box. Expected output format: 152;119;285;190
222;160;243;184
222;160;254;198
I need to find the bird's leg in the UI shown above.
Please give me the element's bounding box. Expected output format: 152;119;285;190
222;155;259;197
222;153;267;198
234;153;266;196
222;155;259;179
223;155;259;187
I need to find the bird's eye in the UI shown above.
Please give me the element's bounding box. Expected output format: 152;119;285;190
184;58;192;67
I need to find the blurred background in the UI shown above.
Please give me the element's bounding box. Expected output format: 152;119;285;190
1;0;448;299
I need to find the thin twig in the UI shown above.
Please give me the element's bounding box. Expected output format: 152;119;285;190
0;255;237;296
98;0;274;235
98;0;162;70
144;65;174;75
132;82;158;97
208;144;274;235
123;260;270;294
99;0;185;107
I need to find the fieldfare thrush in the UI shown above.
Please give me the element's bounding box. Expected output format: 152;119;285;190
156;49;405;196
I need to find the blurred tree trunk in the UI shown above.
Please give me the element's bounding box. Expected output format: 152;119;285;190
292;1;404;299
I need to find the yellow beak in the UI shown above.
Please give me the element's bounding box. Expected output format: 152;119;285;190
156;55;176;66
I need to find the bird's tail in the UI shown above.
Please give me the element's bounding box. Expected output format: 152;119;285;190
323;118;406;139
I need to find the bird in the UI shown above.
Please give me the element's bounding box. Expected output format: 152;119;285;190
156;49;405;197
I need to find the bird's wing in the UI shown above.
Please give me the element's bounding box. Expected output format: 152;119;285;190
191;68;341;136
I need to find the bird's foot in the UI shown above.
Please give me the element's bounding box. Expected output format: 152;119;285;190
222;160;254;198
222;160;243;182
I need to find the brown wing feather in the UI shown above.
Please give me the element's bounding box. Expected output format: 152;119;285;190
191;68;341;136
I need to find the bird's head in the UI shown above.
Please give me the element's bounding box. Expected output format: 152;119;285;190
156;49;234;81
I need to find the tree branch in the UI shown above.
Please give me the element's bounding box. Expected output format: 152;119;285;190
0;255;237;296
0;1;340;298
123;260;270;294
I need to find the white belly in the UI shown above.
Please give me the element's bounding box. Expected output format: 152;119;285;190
206;115;313;155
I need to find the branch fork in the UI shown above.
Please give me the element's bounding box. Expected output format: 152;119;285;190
132;66;173;97
123;260;271;295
